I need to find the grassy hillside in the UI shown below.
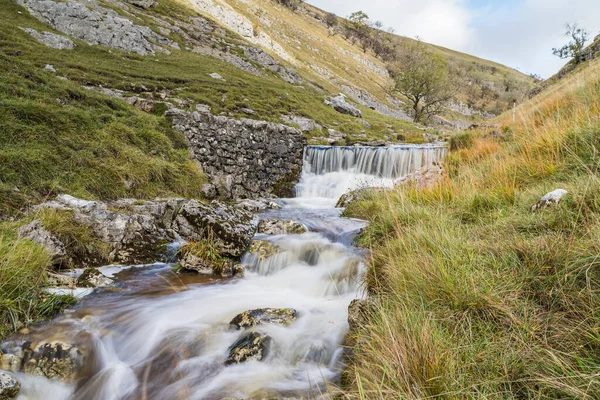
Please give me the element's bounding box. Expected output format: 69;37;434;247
274;0;534;116
342;59;600;398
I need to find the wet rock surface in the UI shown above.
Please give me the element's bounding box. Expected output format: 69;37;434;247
257;219;308;235
76;268;114;288
230;308;298;329
0;371;20;400
1;340;86;383
247;240;283;261
235;199;281;213
166;109;306;200
225;332;272;365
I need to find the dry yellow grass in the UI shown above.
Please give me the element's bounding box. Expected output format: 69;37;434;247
342;59;600;398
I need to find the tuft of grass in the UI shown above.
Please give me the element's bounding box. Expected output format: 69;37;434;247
0;222;76;340
342;61;600;398
32;208;111;268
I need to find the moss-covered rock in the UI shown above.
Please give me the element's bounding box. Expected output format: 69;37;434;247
1;340;87;383
174;200;256;258
230;308;298;329
225;332;272;365
247;240;283;261
178;241;240;277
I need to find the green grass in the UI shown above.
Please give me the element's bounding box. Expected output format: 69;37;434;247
0;222;77;340
342;63;600;398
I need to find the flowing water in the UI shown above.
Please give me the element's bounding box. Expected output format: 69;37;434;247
11;145;444;400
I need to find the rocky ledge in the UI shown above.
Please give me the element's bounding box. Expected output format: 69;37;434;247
24;194;257;268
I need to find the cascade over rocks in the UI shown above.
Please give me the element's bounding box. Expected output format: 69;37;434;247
166;109;306;200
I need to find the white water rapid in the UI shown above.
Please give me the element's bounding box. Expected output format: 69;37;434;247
296;144;447;206
10;145;444;400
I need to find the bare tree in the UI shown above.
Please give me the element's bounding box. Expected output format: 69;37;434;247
325;12;338;36
552;22;590;64
388;40;455;123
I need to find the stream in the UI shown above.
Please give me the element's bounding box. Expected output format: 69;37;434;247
12;144;446;400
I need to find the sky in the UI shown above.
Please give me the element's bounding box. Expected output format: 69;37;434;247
306;0;600;78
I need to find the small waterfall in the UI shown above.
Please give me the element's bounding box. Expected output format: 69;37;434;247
296;144;447;202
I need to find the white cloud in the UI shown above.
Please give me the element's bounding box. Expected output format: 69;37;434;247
306;0;600;78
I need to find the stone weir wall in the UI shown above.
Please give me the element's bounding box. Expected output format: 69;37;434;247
166;109;306;199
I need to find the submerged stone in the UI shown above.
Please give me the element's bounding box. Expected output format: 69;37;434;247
0;371;20;400
230;308;298;329
257;219;308;235
247;240;283;261
225;332;272;365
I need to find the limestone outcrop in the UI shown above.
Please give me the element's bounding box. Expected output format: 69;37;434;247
33;195;257;266
17;0;178;55
19;27;76;50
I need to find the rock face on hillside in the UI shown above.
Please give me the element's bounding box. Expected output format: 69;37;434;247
20;27;76;50
17;0;178;55
325;95;362;118
167;109;306;199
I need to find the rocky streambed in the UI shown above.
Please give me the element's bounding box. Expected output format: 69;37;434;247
1;145;446;399
1;197;368;400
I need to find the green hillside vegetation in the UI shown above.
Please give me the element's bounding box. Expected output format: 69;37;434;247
342;59;600;398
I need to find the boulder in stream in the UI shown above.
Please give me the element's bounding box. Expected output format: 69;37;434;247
178;242;236;277
247;240;283;261
257;219;308;235
230;308;298;329
1;340;87;383
174;200;256;258
225;332;272;365
76;268;114;288
0;371;20;400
